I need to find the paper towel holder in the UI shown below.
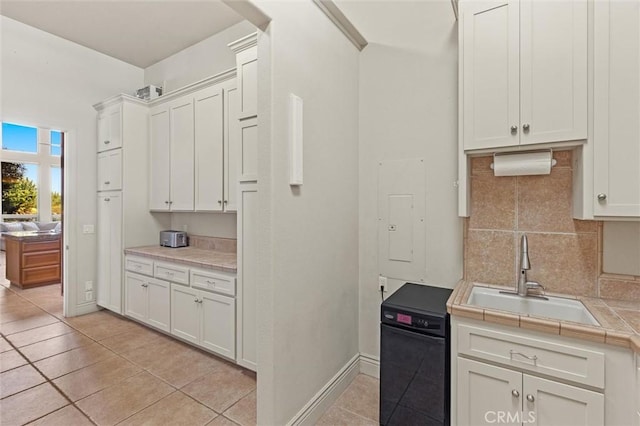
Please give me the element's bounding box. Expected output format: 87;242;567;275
490;149;557;173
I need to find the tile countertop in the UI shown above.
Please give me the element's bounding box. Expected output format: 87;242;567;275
447;280;640;354
124;245;237;273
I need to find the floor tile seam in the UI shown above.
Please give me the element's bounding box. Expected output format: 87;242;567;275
111;389;184;426
219;414;242;425
20;338;98;364
331;406;378;423
39;349;122;381
0;374;47;400
0;318;64;337
221;388;257;417
22;403;99;426
6;327;79;350
174;388;225;416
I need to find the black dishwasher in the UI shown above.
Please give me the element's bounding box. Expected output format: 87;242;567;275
380;283;453;426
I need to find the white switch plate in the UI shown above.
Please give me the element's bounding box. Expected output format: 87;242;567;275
82;225;95;234
85;281;93;291
85;291;93;301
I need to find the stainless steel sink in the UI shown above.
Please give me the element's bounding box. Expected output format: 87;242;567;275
468;286;599;326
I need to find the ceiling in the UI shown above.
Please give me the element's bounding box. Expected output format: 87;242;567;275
0;0;245;68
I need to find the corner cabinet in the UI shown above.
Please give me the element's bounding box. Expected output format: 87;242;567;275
592;0;640;217
460;0;587;151
451;317;636;426
148;72;238;213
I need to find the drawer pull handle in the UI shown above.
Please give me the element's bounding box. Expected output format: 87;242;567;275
526;394;535;403
511;390;520;398
142;283;148;288
206;280;215;285
509;350;538;365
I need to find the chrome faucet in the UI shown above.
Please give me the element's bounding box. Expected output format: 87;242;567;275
517;234;546;298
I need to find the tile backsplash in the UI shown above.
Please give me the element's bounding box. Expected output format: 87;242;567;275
463;151;640;300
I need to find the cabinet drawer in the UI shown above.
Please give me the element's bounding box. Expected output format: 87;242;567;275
458;324;605;388
125;256;154;276
22;250;60;268
191;269;236;296
21;264;60;285
22;240;60;252
154;262;189;285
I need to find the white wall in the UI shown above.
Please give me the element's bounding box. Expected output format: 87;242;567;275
1;16;144;315
145;20;255;239
252;1;360;424
144;20;256;92
335;0;464;365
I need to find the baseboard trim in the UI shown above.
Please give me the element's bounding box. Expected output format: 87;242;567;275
359;353;380;379
289;353;360;426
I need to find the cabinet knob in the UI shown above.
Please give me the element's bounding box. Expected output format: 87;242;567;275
526;394;535;402
218;200;222;205
104;181;110;185
104;198;110;202
165;201;169;205
523;124;530;132
597;193;607;201
104;140;110;145
142;283;148;288
510;125;518;134
224;200;228;204
511;390;520;398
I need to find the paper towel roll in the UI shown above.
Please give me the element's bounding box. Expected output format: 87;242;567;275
492;151;554;176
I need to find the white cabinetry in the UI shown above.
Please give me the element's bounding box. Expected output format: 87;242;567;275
97;105;122;152
593;0;640;217
148;73;238;213
97;150;122;192
460;0;587;150
229;32;258;371
97;192;122;313
452;318;636;426
94;96;169;313
124;271;170;333
458;358;604;426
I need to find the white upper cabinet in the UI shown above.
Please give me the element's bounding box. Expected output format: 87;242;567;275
169;95;195;211
461;0;587;151
593;0;640;217
97;105;122;152
97;149;122;192
194;85;224;211
149;104;171;211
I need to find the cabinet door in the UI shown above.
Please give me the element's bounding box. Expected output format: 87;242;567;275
194;85;224;211
224;85;240;212
170;284;199;344
97;192;122;314
124;272;147;322
149;105;171;211
519;0;587;145
523;374;604;426
107;106;122;150
593;0;640;217
146;277;170;332
200;291;235;359
236;184;257;370
170;95;195;211
97;114;110;153
457;357;522;426
97;150;122;192
462;0;520;150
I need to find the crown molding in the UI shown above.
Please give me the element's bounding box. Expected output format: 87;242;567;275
312;0;367;51
228;32;258;54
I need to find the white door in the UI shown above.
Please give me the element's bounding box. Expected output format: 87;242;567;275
124;272;147;322
523;374;604;426
457;357;522;426
519;0;587;145
97;150;122;192
194;85;224;211
237;184;257;370
170;284;199;344
593;0;640;217
149;105;171;211
169;95;195;211
146;277;170;332
200;291;235;359
224;85;240;212
462;0;520;150
107;106;122;150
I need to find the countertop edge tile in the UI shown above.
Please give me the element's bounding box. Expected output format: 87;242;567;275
124;246;237;273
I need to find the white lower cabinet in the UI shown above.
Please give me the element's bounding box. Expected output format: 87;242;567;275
124;271;170;332
458;358;604;426
170;283;235;360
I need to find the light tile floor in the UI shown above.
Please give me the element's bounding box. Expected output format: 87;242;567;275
0;251;379;425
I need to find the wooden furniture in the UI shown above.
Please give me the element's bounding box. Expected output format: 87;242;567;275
5;232;61;289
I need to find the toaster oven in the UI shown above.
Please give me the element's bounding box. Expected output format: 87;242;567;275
160;230;188;248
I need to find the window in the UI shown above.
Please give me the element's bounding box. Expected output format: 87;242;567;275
2;122;38;153
51;130;62;156
51;166;61;221
1;162;39;221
